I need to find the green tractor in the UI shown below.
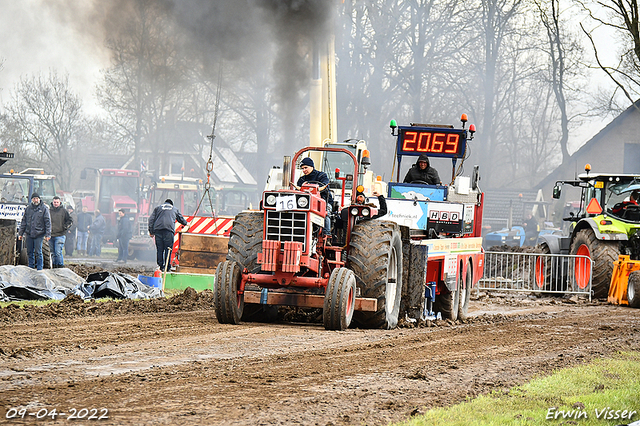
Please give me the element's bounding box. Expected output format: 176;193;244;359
538;165;640;298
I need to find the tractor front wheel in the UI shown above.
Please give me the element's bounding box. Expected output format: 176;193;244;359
570;229;619;299
323;267;356;330
214;261;244;324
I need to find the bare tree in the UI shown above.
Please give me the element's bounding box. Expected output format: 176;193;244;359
580;0;640;109
3;71;85;189
532;0;586;168
96;0;190;172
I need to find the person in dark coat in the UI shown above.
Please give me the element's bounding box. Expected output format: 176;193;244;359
403;153;441;185
76;205;92;256
49;196;73;268
148;199;188;271
17;192;51;270
88;210;106;257
295;157;333;236
65;205;77;257
115;209;134;263
523;213;539;246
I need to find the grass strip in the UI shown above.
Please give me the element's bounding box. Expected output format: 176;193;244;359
398;351;640;426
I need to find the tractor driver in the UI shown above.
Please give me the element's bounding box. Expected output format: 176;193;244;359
612;189;640;215
403;153;441;185
295;157;333;236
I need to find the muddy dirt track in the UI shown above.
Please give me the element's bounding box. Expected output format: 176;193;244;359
1;288;639;425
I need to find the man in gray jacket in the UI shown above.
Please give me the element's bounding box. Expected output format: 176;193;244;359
18;192;51;270
148;199;188;271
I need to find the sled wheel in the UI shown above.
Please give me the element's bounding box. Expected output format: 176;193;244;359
323;267;356;331
628;271;640;308
457;261;472;321
214;261;244;324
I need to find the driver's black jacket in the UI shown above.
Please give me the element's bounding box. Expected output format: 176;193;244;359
403;164;441;185
297;169;333;204
403;154;441;185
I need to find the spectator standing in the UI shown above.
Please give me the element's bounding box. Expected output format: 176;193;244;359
115;209;134;263
148;199;188;271
49;196;73;268
65;205;77;257
88;210;106;257
17;193;51;270
76;205;92;256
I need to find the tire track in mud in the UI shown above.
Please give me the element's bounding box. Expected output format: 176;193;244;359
1;295;639;425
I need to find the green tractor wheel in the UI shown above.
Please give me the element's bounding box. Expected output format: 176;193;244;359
570;228;619;299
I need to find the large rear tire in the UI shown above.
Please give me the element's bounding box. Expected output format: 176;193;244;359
227;211;264;272
457;261;472;321
225;211;279;321
214;260;244;324
323;268;356;330
349;221;403;329
628;271;640;308
570;228;618;299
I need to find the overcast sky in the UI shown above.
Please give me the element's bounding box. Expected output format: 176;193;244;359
0;0;620;151
0;0;109;114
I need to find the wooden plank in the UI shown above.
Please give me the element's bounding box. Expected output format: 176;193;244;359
177;266;217;274
178;251;226;268
244;290;377;312
180;234;229;252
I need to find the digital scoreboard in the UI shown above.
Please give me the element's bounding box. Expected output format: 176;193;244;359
396;126;467;159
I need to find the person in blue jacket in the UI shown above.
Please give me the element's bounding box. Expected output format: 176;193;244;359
17;192;51;270
148;199;188;271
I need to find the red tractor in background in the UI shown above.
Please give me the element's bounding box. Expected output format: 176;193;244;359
79;168;140;243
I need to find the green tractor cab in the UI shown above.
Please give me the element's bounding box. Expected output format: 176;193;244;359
540;167;640;298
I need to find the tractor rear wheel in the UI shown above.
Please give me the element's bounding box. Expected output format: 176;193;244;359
226;212;278;322
349;220;403;329
227;211;264;272
628;271;640;308
323;267;356;330
457;261;472;321
570;228;619;299
214;260;244;324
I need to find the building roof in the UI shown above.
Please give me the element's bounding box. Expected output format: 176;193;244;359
536;99;640;190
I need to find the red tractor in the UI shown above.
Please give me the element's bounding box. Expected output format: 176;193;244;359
215;146;399;330
215;117;485;330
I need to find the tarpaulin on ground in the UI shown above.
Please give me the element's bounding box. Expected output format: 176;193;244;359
0;265;163;302
75;271;163;300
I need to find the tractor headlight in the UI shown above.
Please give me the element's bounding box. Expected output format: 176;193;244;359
362;208;370;217
350;207;359;216
297;195;309;208
266;194;277;206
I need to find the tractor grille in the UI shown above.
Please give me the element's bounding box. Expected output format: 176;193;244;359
265;210;307;250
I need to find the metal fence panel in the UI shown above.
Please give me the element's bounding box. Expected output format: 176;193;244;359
479;251;592;300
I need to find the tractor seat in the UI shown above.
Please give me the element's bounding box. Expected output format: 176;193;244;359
622;205;640;221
